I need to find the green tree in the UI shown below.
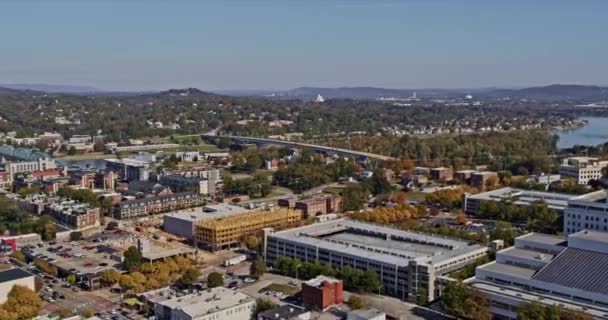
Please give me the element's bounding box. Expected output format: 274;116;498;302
342;183;369;211
254;298;278;315
66;274;76;285
67;146;77;155
365;168;392;195
441;282;467;317
69;231;82;241
123;246;142;271
517;301;548;320
491;221;518;246
416;288;428;305
207;272;224;288
250;258;266;279
347;295;365;310
178;268;202;288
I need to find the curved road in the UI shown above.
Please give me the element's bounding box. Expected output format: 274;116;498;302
204;135;396;161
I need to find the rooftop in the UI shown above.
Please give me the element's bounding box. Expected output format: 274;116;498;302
0;268;33;283
516;232;567;247
477;261;537;280
271;219;486;266
157;287;254;318
568;229;608;244
467;187;575;211
347;308;386;320
499;247;555;263
105;158;149;166
533;247;608;295
164;204;250;223
258;305;309;320
304;275;342;288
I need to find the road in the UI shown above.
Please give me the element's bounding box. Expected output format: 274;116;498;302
204;135;396;161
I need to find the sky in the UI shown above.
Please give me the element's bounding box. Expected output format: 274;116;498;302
0;0;607;91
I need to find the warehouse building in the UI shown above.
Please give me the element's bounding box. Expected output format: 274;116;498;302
264;219;487;302
471;230;608;319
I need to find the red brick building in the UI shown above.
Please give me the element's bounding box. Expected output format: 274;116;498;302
325;195;344;213
302;276;343;311
295;198;327;218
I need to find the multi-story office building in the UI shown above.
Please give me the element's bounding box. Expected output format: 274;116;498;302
196;208;301;251
105;158;150;181
264;219;487;302
564;190;608;234
5;158;57;175
471;230;608;319
559;156;608;185
154;287;255;320
463;187;575;216
115;192;205;219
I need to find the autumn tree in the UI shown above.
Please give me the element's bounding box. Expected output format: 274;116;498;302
347;295;365;310
0;285;43;320
455;211;468;225
100;269;121;286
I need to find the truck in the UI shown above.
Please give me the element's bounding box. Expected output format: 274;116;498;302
223;254;247;267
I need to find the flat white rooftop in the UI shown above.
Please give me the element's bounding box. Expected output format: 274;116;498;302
158;287;253;318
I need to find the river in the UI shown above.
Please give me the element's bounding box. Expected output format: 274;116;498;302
554;117;608;149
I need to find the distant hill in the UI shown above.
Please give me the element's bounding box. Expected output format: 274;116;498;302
484;84;608;101
0;83;99;93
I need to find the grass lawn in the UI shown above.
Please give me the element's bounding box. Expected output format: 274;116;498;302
406;191;427;202
264;283;300;296
323;186;345;195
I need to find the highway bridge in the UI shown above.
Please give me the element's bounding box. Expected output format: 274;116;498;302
203;135;396;162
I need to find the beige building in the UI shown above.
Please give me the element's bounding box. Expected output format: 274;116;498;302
154;287;255;320
559;157;608;185
0;268;36;303
195;208;301;251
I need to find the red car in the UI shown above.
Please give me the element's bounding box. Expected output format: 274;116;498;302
83;263;93;267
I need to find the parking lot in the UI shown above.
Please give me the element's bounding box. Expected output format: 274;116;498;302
23;240;121;278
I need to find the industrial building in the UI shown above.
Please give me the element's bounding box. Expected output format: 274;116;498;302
462;187;575;215
195;208;301;251
163;204;250;241
0;268;36;303
154;287;255;320
564;190;608;234
471;230;608;319
264;219;488;302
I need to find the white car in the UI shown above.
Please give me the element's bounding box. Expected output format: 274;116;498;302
243;277;255;283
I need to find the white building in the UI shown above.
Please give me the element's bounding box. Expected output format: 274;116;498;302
176;151;201;162
347;308;386;320
5;158;57;175
564;190;608;234
471;230;608;319
0;268;36;303
154;287;255;320
559;156;608;185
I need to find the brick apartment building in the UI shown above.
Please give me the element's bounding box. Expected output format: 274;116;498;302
302;276;343;311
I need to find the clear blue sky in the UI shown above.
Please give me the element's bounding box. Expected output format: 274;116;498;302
0;0;606;91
